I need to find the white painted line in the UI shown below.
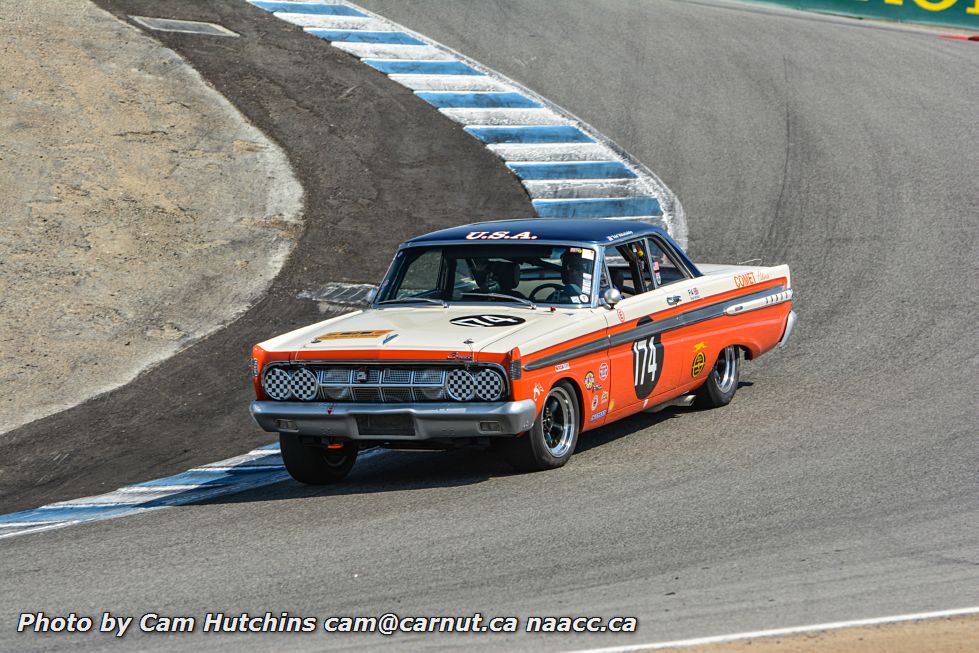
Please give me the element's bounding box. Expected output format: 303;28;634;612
389;74;507;92
129;16;239;37
53;490;181;506
116;484;209;493
593;215;663;222
198;454;284;468
0;521;79;541
565;606;979;653
331;42;453;60
488;142;617;161
441;107;567;126
522;179;648;199
276;13;388;30
0;519;73;528
189;465;286;472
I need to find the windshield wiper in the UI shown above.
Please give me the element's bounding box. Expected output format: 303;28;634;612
460;292;537;310
376;296;447;308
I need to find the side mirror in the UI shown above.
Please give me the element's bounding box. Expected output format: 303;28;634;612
365;287;378;304
602;287;623;308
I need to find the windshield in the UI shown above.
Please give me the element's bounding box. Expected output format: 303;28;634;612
376;244;598;307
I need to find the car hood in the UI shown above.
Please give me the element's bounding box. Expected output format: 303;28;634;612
258;305;592;357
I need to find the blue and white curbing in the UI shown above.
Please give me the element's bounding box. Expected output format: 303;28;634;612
249;0;687;245
0;446;381;540
0;445;286;540
0;0;689;540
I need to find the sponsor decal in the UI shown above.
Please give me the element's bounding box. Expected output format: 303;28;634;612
314;329;392;341
616;307;626;324
667;295;682;306
591;395;599;410
450;314;526;328
579;293;589;303
554;362;570;372
758;271;771;281
466;230;538;240
733;272;756;288
601;390;609;404
533;383;544;402
687;287;700;300
584;371;596;391
447;351;474;361
692;351;706;377
606;230;634;241
653;260;661;285
582;272;593;294
598;362;609;381
570;296;581;304
582;249;595;260
609;399;615;411
590;409;607;421
632;317;664;400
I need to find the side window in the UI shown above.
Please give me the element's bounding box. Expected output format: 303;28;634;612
644;237;690;287
604;239;654;295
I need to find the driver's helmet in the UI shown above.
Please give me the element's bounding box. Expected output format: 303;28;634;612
560;250;590;295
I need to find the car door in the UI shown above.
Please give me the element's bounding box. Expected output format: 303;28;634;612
641;235;728;395
601;238;670;418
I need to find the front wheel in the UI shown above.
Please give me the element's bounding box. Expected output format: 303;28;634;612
695;345;740;408
279;433;358;484
502;382;580;471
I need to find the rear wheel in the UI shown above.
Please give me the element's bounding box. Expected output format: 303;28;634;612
503;382;579;471
279;433;358;484
695;345;740;408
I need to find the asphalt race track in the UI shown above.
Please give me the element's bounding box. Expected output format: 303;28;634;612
2;0;977;651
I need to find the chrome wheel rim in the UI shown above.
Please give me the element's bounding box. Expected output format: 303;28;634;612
541;386;575;457
712;346;738;394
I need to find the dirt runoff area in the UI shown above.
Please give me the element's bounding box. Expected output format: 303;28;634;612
0;0;302;434
656;614;978;653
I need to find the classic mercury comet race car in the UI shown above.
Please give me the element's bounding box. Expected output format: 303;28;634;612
250;219;796;483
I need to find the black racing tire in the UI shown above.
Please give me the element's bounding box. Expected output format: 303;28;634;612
502;381;580;472
279;433;358;484
695;345;741;408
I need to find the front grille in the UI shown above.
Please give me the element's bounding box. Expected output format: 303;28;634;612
261;363;507;403
413;369;445;384
382;369;412;384
318;368;351;384
382;387;413;403
352;387;383;402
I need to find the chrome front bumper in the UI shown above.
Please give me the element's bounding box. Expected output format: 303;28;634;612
250;400;538;440
777;309;798;348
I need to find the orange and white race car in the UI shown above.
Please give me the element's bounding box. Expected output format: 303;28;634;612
250;219;796;483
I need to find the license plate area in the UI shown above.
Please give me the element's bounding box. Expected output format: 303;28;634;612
356;414;415;436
